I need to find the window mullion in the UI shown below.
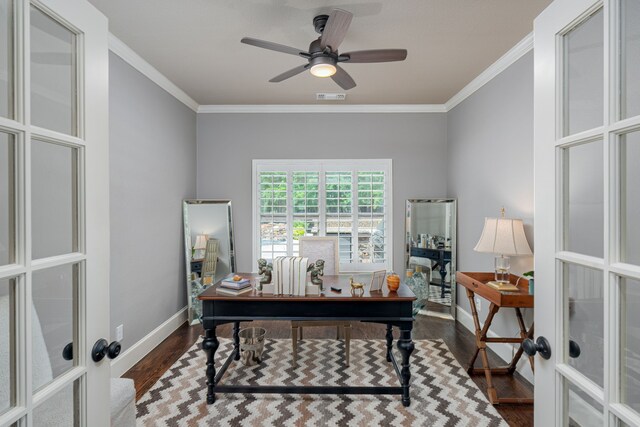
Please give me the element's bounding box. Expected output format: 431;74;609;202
286;170;293;256
351;171;358;270
319;169;326;236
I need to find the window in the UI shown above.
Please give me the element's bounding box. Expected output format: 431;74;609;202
253;160;392;271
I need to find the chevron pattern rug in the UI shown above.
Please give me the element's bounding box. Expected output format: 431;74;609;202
136;338;506;426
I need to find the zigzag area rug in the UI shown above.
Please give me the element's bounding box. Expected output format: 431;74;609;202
136;338;507;426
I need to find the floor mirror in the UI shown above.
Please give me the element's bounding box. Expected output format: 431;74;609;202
183;199;236;324
405;199;457;319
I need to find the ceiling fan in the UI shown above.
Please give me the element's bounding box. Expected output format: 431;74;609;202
240;8;407;90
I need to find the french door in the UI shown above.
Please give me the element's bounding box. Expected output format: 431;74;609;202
534;0;640;425
0;0;110;426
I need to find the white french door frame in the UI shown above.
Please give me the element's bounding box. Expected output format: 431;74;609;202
534;0;640;425
0;0;110;425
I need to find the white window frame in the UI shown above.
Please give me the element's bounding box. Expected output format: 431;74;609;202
252;159;393;272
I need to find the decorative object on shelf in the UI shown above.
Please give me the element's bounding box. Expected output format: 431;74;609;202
194;234;208;260
257;258;273;290
307;259;325;291
386;272;400;292
474;207;532;289
349;277;365;295
370;270;386;292
523;271;534;295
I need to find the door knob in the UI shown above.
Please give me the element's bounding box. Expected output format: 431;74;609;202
92;339;122;362
569;340;581;358
62;343;73;361
522;336;552;360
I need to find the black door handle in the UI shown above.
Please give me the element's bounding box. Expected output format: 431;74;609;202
569;340;581;359
62;342;73;361
92;339;122;362
522;336;552;360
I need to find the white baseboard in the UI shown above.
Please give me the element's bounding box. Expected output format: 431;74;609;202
111;307;188;378
456;306;534;384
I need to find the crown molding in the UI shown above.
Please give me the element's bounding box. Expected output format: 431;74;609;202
445;32;533;112
197;104;447;114
108;34;199;112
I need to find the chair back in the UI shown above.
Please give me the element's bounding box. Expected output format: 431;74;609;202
298;237;339;275
201;238;219;279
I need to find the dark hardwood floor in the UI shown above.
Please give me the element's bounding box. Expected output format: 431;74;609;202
123;315;534;426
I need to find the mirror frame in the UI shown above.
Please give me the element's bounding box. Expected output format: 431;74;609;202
405;198;457;320
183;199;236;323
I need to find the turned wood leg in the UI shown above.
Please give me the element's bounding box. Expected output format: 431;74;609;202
440;265;447;298
299;326;303;341
202;326;219;404
291;325;298;365
233;322;240;361
344;324;351;366
385;323;393;362
397;327;415;407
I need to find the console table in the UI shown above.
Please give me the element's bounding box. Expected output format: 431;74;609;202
198;273;417;406
456;272;534;405
410;247;451;298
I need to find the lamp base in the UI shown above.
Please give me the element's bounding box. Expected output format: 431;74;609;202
494;255;511;284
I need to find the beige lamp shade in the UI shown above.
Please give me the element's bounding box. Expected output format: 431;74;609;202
474;217;532;256
194;235;208;250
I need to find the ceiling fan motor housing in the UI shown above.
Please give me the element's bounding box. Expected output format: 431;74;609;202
313;14;330;34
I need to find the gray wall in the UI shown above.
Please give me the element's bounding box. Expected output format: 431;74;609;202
196;113;448;273
109;52;196;350
447;52;535;352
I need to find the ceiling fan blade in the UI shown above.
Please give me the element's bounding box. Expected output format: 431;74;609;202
269;64;309;82
320;9;353;51
241;37;307;57
331;65;356;90
341;49;408;63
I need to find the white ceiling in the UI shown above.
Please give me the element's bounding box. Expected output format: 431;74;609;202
88;0;552;105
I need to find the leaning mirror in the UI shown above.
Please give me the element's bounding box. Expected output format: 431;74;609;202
183;199;236;324
405;199;457;319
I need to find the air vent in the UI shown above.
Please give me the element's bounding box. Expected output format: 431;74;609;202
316;93;346;101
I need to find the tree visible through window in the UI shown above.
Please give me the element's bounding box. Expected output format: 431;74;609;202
255;160;391;271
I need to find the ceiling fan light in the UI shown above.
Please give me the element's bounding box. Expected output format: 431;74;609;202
310;63;336;77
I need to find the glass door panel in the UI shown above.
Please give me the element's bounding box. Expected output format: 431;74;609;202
619;0;640;119
565;263;605;387
620;276;640;414
566;380;604;426
0;132;15;266
563;8;604;136
620;130;640;265
31;140;77;259
32;263;77;391
32;379;80;426
564;140;604;258
30;5;76;136
0;277;16;416
0;0;12;119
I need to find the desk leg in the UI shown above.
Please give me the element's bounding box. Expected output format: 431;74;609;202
202;326;219;404
440;264;447;298
510;309;534;374
397;327;415;407
233;322;240;361
385;324;393;362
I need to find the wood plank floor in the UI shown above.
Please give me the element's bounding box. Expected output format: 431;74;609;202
123;315;534;426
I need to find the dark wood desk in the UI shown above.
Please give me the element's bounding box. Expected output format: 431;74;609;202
198;273;417;406
410;247;452;298
457;272;534;405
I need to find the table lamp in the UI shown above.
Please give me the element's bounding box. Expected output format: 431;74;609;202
474;208;532;288
194;235;208;259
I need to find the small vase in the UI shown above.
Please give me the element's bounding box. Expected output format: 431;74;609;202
528;278;535;295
